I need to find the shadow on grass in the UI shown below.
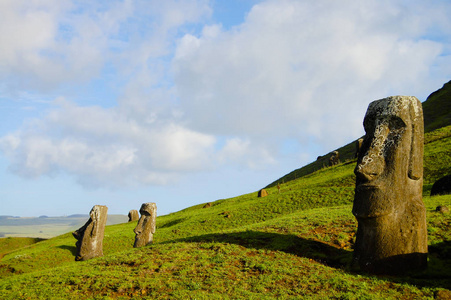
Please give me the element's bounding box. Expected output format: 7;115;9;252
165;230;353;269
158;218;187;229
57;245;77;256
164;230;451;290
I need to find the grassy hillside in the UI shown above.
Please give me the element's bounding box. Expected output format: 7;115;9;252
423;80;451;133
0;125;450;299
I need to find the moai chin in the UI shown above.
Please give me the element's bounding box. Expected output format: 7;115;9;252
128;209;139;222
352;96;427;274
134;203;157;248
72;205;108;261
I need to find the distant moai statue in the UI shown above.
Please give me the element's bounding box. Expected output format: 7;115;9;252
258;189;268;197
72;205;108;261
355;138;363;158
329;151;340;166
128;210;139;222
352;96;427;274
277;183;281;194
134;203;157;248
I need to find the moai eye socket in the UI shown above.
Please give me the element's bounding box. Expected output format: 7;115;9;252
388;116;406;131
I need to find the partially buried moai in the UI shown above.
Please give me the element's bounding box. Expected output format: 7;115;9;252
352;96;427;274
72;205;108;261
329;151;340;166
134;203;157;248
128;209;139;222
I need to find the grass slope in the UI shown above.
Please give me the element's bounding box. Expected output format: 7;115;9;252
0;126;451;299
423;80;451;133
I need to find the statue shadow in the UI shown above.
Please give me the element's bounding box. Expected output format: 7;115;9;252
57;245;78;257
164;231;451;290
165;230;352;269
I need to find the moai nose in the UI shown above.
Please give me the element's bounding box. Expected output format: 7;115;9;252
355;151;385;182
355;122;388;183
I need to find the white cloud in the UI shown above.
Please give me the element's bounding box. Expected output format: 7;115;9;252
218;138;276;169
0;98;217;187
173;0;451;150
1;0;451;190
0;0;211;92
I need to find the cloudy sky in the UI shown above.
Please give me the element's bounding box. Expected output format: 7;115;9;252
1;0;450;217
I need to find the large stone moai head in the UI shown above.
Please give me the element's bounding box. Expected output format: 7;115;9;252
133;203;157;248
352;96;427;274
128;209;139;222
72;205;108;261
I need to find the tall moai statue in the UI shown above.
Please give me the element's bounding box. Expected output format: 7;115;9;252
352;96;427;274
72;205;108;261
128;209;139;222
134;203;157;248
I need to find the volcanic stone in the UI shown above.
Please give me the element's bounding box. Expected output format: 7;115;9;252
352;96;427;274
128;210;139;222
134;203;157;248
72;205;108;261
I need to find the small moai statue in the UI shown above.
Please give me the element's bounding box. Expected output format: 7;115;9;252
72;205;108;261
134;203;157;248
355;138;363;158
128;209;139;222
329;151;340;166
258;189;268;197
352;96;427;274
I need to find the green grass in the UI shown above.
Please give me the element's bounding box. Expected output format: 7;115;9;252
1;196;450;299
0;111;450;298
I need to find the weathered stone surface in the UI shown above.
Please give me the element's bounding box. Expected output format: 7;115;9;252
134;203;157;248
258;189;268;197
128;210;139;222
72;205;108;261
203;203;212;208
329;151;340;166
355;138;363;158
436;205;450;214
431;175;451;196
352;96;427;274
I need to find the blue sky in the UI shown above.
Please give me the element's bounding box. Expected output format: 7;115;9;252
1;0;450;217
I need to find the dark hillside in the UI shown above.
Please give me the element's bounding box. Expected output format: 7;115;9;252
266;80;451;188
423;80;451;133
